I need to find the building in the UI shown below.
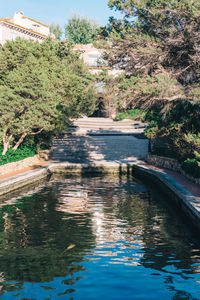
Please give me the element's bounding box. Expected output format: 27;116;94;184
0;11;50;46
74;43;123;76
74;44;123;117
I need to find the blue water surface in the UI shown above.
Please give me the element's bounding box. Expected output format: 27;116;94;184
0;175;200;299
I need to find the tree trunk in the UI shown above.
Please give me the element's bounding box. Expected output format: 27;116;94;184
13;132;28;151
2;131;12;155
12;129;43;151
2;142;9;155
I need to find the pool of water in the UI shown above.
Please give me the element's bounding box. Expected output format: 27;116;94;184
0;174;200;299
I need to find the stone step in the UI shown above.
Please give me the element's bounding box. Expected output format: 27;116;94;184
70;124;145;129
51;118;149;163
68;129;146;136
71;117;147;133
72;117;141;124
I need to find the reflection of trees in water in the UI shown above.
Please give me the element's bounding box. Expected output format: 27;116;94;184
116;186;200;298
140;189;200;273
0;187;95;284
52;176;200;278
0;175;200;298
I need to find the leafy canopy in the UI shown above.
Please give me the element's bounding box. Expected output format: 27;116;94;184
104;0;200;106
65;15;98;44
99;0;200;168
49;24;62;40
0;38;96;155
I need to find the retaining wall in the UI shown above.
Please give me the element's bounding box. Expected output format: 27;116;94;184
146;154;200;186
0;150;50;176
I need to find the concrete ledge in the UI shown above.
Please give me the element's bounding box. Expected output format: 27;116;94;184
131;163;200;231
146;154;200;186
48;161;132;175
0;161;200;232
0;152;49;176
0;167;49;196
0;161;132;196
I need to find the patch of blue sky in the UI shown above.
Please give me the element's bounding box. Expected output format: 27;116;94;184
1;0;123;27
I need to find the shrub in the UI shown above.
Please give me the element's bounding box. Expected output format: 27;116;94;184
181;159;200;178
114;109;142;121
0;145;37;166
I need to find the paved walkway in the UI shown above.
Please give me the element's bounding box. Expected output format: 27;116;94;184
52;117;149;163
144;163;200;201
0;162;48;181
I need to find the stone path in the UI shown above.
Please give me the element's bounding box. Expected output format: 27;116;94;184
0;162;48;181
51;117;149;163
150;165;200;201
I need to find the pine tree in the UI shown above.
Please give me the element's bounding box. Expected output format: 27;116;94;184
0;38;96;155
65;15;98;44
104;0;200;106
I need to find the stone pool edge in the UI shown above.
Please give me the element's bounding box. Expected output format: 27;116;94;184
131;163;200;231
0;161;200;231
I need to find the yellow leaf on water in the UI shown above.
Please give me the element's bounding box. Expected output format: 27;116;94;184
63;244;76;253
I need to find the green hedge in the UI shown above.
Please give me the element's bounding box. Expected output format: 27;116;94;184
114;109;142;121
181;159;200;178
0;145;37;166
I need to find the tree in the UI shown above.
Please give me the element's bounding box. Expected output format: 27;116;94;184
100;0;200;170
49;23;62;40
65;15;98;44
0;38;96;155
104;0;200;106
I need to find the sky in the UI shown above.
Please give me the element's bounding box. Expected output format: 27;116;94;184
1;0;121;28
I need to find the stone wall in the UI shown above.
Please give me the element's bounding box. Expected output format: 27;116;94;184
0;151;50;176
146;154;200;186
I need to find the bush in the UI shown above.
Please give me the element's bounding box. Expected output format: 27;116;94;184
114;109;142;121
181;159;200;178
0;145;37;166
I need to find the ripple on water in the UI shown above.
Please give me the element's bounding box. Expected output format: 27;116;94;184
0;175;200;299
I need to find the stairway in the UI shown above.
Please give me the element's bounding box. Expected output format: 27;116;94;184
69;117;146;135
51;118;148;163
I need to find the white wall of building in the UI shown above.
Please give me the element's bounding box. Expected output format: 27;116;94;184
0;21;46;45
0;12;50;46
13;12;49;36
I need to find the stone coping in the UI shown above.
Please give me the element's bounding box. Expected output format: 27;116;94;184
131;163;200;231
0;151;50;177
147;154;200;186
0;161;200;231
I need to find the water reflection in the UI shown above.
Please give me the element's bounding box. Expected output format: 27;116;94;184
0;175;199;299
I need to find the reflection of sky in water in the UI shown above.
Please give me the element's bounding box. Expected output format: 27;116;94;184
3;245;200;300
0;175;200;299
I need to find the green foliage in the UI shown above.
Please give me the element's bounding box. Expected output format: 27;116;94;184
0;145;37;165
100;0;200;178
49;23;62;40
0;38;96;155
104;0;200;106
144;101;200;135
65;15;98;44
96;70;184;113
181;159;200;178
184;133;200;148
114;109;142;121
144;101;200;166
